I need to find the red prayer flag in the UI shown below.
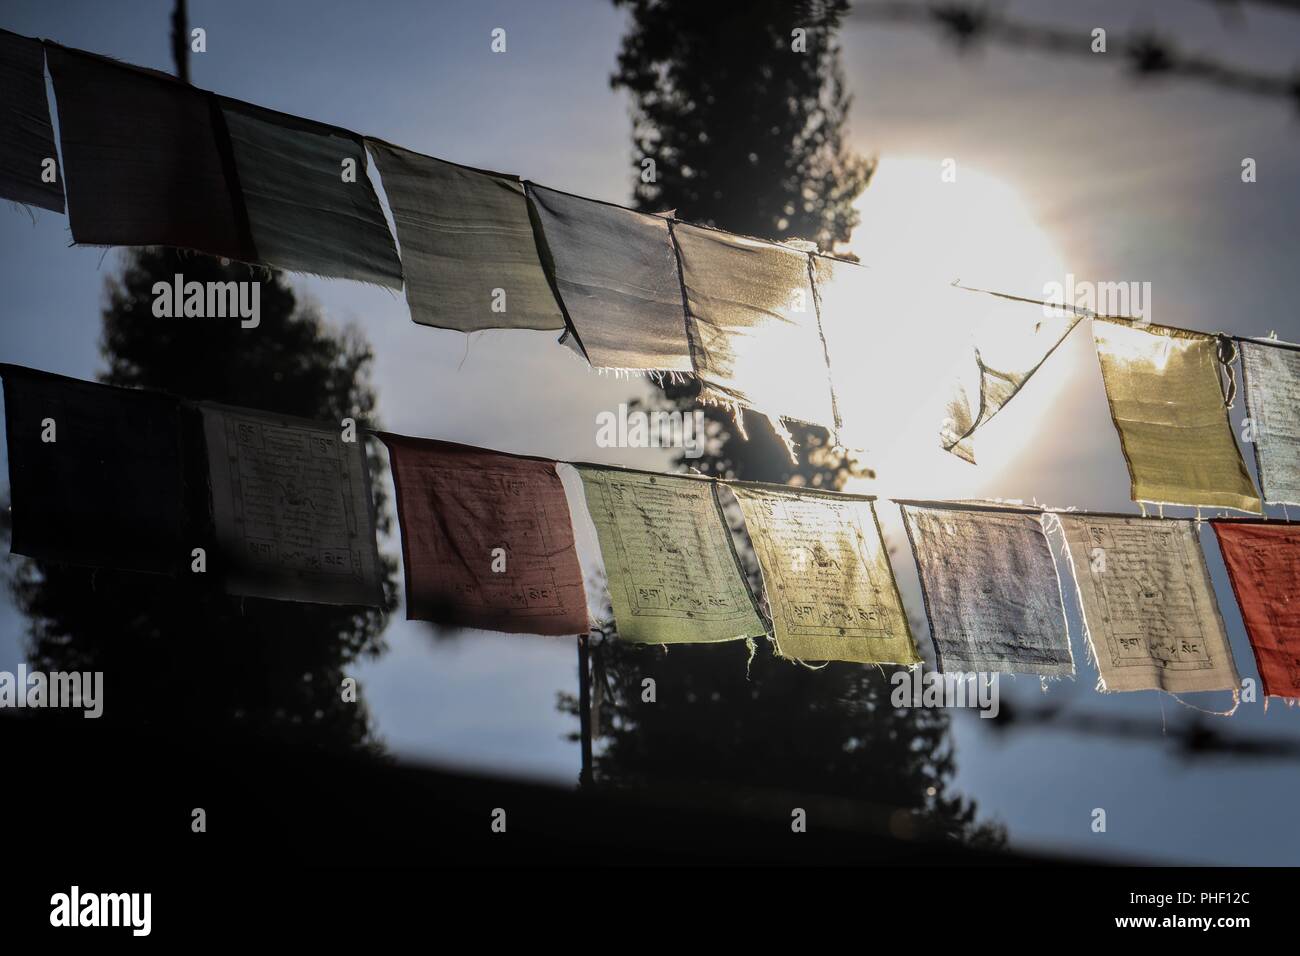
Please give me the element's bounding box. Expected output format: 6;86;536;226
1211;520;1300;700
381;434;589;635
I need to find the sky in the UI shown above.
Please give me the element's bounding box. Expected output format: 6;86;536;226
2;0;1299;863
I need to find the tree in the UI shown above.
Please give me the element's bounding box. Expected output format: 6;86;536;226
9;247;397;753
568;0;1005;846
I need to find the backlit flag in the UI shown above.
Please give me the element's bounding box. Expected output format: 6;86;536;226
1238;339;1300;506
0;31;63;211
368;140;564;331
1212;520;1300;701
1;365;184;574
901;503;1073;676
673;224;837;431
1092;320;1261;513
577;467;766;644
1058;513;1239;694
220;100;402;288
198;403;384;606
526;182;691;372
382;435;588;635
728;483;919;664
46;45;254;260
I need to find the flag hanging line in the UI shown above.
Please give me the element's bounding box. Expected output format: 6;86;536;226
8;29;1300;489
10;30;1297;356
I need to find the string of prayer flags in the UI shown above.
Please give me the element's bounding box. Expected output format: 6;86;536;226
1211;520;1300;701
576;467;766;644
45;45;255;261
381;434;588;635
672;223;837;432
1237;340;1300;506
0;365;184;574
525;183;692;372
219;100;402;288
1057;513;1239;694
0;30;63;211
727;483;919;664
368;141;564;331
198;403;384;606
900;504;1073;676
1092;321;1262;513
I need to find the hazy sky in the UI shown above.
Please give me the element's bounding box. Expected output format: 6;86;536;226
2;0;1299;863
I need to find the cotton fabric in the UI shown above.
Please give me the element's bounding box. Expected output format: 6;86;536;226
0;31;63;211
220;100;401;288
901;504;1073;675
1238;340;1300;506
368;140;563;331
526;183;690;371
1212;520;1300;700
1;365;184;573
1059;514;1239;694
577;468;765;644
199;403;384;605
673;224;836;429
382;434;588;635
728;483;919;664
1092;321;1261;512
46;45;253;260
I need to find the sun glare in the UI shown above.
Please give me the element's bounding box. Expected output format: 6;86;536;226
834;157;1073;499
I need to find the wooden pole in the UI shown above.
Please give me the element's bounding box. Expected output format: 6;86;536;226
577;632;593;789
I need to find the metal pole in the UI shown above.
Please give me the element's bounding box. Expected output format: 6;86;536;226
171;0;190;83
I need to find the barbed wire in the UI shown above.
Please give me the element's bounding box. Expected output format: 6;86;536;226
850;1;1300;111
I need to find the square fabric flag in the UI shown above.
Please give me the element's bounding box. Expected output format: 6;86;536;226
901;504;1073;676
368;140;564;331
199;403;383;606
673;223;836;430
1239;340;1300;506
526;183;691;372
46;45;253;260
220;100;402;288
1212;520;1300;700
1;365;184;574
0;31;63;211
728;483;919;664
1092;321;1261;513
1059;514;1239;694
811;258;1076;461
577;468;765;644
382;435;588;635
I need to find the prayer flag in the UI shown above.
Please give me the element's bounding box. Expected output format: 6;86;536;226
220;100;402;288
1;365;184;573
1092;320;1261;512
198;403;384;605
1238;340;1300;506
901;504;1073;675
382;434;588;635
0;31;63;211
368;140;564;331
1058;513;1239;694
673;224;836;430
728;483;919;664
46;45;254;260
1212;519;1300;700
526;183;691;372
576;467;765;644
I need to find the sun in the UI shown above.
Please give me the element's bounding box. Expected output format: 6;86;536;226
832;156;1072;499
